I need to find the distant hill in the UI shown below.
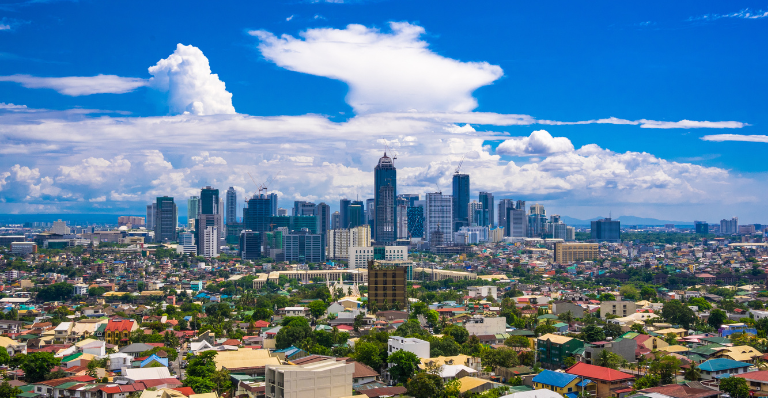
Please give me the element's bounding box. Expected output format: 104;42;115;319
560;215;693;226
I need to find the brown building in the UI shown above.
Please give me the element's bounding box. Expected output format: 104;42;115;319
554;242;599;264
367;260;407;311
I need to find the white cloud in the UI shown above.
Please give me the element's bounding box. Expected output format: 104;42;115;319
496;130;575;156
89;196;106;202
0;74;149;96
191;151;227;165
689;8;768;21
0;172;9;191
0;25;9;31
701;134;768;143
539;116;746;129
251;22;503;114
57;156;131;185
0;103;26;109
148;43;236;115
286;15;294;21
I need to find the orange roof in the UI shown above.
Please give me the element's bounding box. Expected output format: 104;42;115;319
105;319;135;332
566;362;634;381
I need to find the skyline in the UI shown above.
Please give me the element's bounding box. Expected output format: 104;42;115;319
1;1;767;221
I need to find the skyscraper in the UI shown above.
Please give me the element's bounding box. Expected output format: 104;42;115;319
425;192;453;243
452;173;470;232
508;208;527;238
267;193;278;216
187;196;199;229
374;153;397;243
695;221;709;234
479;192;494;227
198;186;222;250
146;203;156;231
154;196;177;243
720;217;738;235
349;202;364;228
591;218;621;242
316;202;330;261
294;201;316;216
225;187;237;225
239;230;261;260
407;204;424;238
200;186;220;215
497;199;515;237
339;199;351;229
331;211;341;230
243;194;273;233
396;197;408;240
366;198;375;227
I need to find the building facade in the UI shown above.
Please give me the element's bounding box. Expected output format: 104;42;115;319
425;192;453;244
591;218;621;242
554;242;599;264
374;153;397;243
452;173;470;232
349;246;408;270
154;196;177;243
368;261;408;311
226;187;237;225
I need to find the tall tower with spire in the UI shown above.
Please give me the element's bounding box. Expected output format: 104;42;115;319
374;152;397;243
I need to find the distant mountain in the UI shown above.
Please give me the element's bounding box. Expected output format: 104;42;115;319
560;215;693;226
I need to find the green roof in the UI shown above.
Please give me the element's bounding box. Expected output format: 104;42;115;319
701;336;731;345
538;314;559;320
688;344;723;356
61;352;83;363
622;332;640;339
553;323;568;328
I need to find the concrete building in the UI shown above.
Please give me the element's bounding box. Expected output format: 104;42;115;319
507;208;527;238
583;338;637;364
154;196;177;243
591;218;620;243
348;245;407;270
464;316;506;336
374;153;397;243
554;242;599;264
388;337;430;359
600;301;637;319
551;301;584;318
187;196;199;229
468;286;497;300
537;334;584;369
201;226;219;258
327;225;371;260
368;261;408;311
225;187;237;225
51;219;70;235
265;359;353;398
452;173;470;232
10;242;37;255
721;217;739;235
73;284;88;296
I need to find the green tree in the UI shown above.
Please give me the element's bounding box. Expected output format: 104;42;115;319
534;323;556;336
0;349;9;367
719;376;750;398
595;350;622;370
353;341;383;370
21;352;60;382
0;381;22;398
210;369;232;396
582;325;606;342
620;286;639;301
388;350;420;385
276;317;312;349
406;372;443;398
603;323;623;339
633;374;660;390
186;351;217;378
661;300;696;329
443;324;469;344
640;286;657;300
307;300;328;321
684;362;701;381
688;297;712;311
599;293;616;301
504;335;531;349
650;355;680;385
394;319;427;338
708;309;727;329
36;283;74;302
183;376;216;394
564;356;576;368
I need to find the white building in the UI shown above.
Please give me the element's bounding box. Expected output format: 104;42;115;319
468;286;497;300
388;336;430;359
176;244;197;255
348;246;408;270
10;242;37;255
202;226;218;258
265;359;353;398
425;192;453;243
464;316;506;336
73;284;88;296
51;219;70;235
327;225;371;260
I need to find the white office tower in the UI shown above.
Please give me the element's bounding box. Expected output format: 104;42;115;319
146;204;156;230
202;226;218;258
351;224;371;247
552;223;568;240
396;203;408;239
51;220;70;235
566;226;576;241
327;225;371;260
425;192;453;243
508;208;528;238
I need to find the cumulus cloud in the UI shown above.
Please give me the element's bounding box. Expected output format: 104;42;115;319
148;43;236;115
539;117;746;129
192;151;227;165
496;130;575;156
701;134;768;143
251;22;503;114
0;74;149;96
57;156;131;185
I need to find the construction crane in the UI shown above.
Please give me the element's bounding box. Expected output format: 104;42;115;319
259;171;281;195
455;153;466;174
247;172;260;197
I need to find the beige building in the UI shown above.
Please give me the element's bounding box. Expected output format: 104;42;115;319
413;267;477;281
554;242;599;264
265;359;353;398
326;225;371;260
600;301;637;319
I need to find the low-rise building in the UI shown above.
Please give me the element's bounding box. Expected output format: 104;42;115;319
388;337;430;359
265;359;353;398
536;334;584;369
699;358;752;380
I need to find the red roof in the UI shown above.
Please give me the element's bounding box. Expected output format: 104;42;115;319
171;387;195;396
736;370;768;382
336;325;354;331
566;362;634;381
253;320;270;328
105;319;135;332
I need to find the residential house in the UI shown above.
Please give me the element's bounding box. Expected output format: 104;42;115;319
698;358;752;380
537;334;585;369
532;370;595;398
565;362;634;398
584;338;637;364
104;319;138;345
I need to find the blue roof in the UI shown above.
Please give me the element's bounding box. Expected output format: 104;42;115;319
577;379;593;387
565;393;579;398
699;358;752;372
532;370;579;388
140;354;169;368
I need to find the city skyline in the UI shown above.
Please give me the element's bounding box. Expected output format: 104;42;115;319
0;1;767;221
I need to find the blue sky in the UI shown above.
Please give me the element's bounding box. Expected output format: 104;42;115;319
0;0;766;222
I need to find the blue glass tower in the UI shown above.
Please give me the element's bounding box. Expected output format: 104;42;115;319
374;153;397;243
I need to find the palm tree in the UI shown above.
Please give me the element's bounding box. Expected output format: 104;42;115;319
684;362;701;381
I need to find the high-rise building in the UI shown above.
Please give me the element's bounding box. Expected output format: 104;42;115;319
282;231;323;263
348;203;364;228
396;197;409;240
467;200;483;226
243;194;272;233
225;187;237;225
720;217;738;235
407;205;424;238
267;193;278;216
550;214;561;224
374;153;397;243
566;226;576;241
331;211;341;230
554;242;599;264
497;199;515;237
51;220;70;235
199;186;222;244
197;213;219;253
508;208;528;238
294;201;316;216
479;192;494;227
269;216;318;233
591;218;621;242
452;173;470;232
146;203;157;231
397;194;420;208
317;202;330;261
200;186;220;215
187;196;199;229
530;203;545;216
154;196;177;243
239;230;261;260
277;208;287;216
327;225;371;260
202;226;218;258
425;192;453;243
695;221;709;234
367;260;408;311
339;199;351;229
552;223;568;240
365;198;375;227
